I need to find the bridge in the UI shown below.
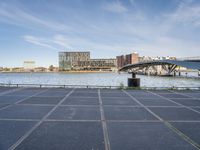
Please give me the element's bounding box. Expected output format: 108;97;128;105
119;60;200;87
119;60;200;75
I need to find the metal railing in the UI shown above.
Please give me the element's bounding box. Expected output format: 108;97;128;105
0;83;120;89
0;83;200;90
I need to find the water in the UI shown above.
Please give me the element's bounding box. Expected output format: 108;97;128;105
0;72;200;87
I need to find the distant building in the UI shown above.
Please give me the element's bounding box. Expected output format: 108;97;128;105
139;56;177;62
0;67;3;71
78;59;117;70
116;55;126;68
116;52;139;68
125;53;139;65
23;61;35;70
59;51;117;71
59;51;90;70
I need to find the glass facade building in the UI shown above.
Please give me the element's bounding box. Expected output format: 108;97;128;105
59;52;90;70
59;51;117;71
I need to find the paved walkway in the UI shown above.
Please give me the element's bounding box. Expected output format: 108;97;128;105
0;87;200;150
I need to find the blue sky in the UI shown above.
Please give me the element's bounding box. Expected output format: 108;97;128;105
0;0;200;67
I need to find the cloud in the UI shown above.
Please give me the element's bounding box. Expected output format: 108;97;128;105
163;0;200;27
22;35;58;50
53;35;72;49
103;1;128;13
0;3;70;31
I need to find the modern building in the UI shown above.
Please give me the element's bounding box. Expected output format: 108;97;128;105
23;61;35;70
59;51;90;70
116;52;139;68
78;59;117;70
59;51;117;71
139;56;177;62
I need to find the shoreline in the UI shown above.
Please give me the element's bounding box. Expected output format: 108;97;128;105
0;70;118;74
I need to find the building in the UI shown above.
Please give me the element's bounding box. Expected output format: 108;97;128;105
139;56;177;62
116;52;139;68
116;55;126;68
23;61;35;70
59;52;90;70
125;53;139;65
78;59;117;70
59;51;117;71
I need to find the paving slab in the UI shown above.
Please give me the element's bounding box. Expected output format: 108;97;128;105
47;88;72;93
126;90;149;93
62;97;99;105
37;91;67;97
100;89;123;93
0;87;16;93
20;96;63;105
170;122;200;145
175;90;200;94
192;107;200;112
15;121;105;150
150;90;173;94
0;120;37;150
158;93;189;98
104;106;157;120
5;90;41;96
48;106;101;120
149;107;200;121
137;98;178;106
170;98;200;107
0;105;53;119
75;88;98;92
0;103;9;109
183;93;200;98
70;92;98;97
108;122;196;150
102;97;139;106
0;96;26;104
101;92;128;97
129;93;161;98
0;88;200;150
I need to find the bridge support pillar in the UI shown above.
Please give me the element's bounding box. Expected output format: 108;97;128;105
128;72;140;88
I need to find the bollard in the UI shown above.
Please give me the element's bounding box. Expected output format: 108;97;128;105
128;72;140;88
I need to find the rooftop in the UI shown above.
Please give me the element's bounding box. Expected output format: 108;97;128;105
0;87;200;150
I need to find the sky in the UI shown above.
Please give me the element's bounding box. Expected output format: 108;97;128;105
0;0;200;67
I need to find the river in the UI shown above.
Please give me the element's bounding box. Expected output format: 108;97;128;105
0;72;200;88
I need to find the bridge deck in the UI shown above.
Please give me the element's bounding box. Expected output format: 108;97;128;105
0;87;200;150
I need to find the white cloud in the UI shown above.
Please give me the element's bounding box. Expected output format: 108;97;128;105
164;0;200;27
22;35;58;50
103;1;128;13
53;35;72;49
0;4;70;31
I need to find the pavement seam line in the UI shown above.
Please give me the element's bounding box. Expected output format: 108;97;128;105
123;90;200;150
147;91;200;115
8;88;75;150
98;89;111;150
0;88;49;111
170;90;200;100
15;88;50;104
0;87;26;96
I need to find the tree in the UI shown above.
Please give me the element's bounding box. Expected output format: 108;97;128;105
49;65;54;71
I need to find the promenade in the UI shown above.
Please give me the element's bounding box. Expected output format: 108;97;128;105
0;87;200;150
